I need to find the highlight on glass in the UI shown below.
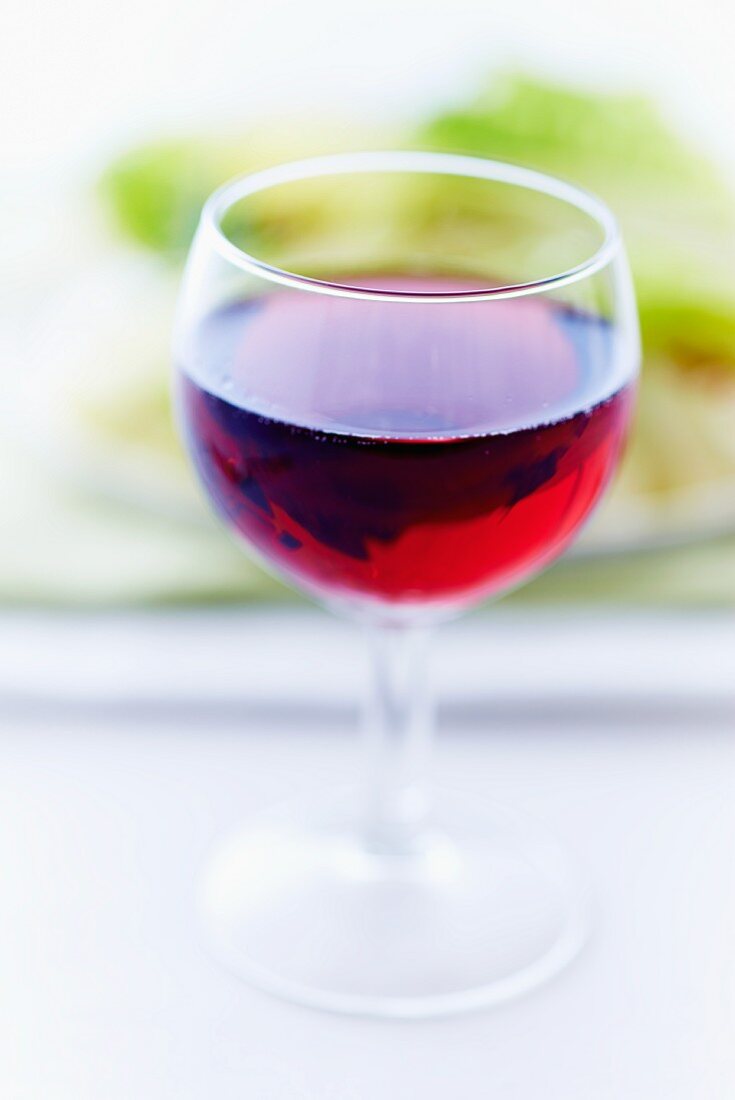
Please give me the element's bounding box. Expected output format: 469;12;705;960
173;150;639;1017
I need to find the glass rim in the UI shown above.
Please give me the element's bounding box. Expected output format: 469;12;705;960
200;150;622;303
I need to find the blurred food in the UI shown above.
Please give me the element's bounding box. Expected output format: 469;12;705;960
421;75;735;546
99;75;735;539
100;121;395;258
7;74;735;604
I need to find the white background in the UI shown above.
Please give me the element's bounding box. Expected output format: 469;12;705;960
1;610;735;1098
3;0;734;183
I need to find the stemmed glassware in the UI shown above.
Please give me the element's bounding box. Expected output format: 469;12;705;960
173;150;639;1017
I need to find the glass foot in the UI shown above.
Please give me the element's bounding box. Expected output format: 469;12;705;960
199;789;589;1018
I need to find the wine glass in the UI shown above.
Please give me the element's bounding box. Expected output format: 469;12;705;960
173;150;639;1017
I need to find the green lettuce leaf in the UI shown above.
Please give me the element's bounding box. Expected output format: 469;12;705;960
100;122;395;258
419;73;735;369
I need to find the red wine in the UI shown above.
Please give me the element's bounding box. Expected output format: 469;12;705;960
178;280;634;611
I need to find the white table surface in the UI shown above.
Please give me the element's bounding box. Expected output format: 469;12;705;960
1;608;734;1099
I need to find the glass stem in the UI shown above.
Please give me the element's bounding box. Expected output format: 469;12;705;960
362;622;433;855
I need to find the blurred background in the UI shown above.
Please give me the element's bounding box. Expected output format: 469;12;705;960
3;0;735;608
2;1;735;1097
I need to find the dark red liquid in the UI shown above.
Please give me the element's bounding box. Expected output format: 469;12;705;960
178;280;634;610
